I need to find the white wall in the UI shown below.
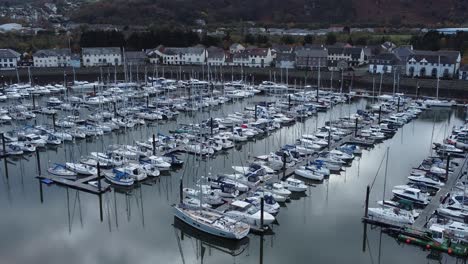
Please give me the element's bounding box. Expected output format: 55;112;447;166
0;57;18;69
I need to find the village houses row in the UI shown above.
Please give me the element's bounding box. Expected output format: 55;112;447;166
0;42;467;80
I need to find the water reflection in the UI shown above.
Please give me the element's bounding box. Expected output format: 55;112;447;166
1;96;468;263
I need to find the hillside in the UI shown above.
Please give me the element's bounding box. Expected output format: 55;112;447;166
70;0;468;27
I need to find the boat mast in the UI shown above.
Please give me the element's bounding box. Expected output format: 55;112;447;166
382;147;389;206
436;55;440;100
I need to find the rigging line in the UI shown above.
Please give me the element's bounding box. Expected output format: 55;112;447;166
369;150;387;191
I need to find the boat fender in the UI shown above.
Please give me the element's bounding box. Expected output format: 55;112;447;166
426;244;430;249
448;248;452;254
406;239;411;244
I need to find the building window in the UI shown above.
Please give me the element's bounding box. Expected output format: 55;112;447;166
443;69;450;78
409;67;415;77
420;67;426;76
431;68;437;77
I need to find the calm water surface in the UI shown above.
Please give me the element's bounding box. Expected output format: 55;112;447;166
0;94;466;264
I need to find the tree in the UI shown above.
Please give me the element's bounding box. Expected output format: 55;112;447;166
244;33;255;44
201;35;221;47
281;35;294;45
303;34;314;44
325;33;337;45
343;26;350;34
347;37;354;46
355;37;368;46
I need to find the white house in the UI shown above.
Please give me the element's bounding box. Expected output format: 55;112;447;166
459;65;468;80
406;50;461;78
229;43;245;53
207;46;226;66
236;48;273;68
150;45;207;65
0;49;20;70
82;47;122;67
368;53;402;74
327;47;365;71
33;48;71;67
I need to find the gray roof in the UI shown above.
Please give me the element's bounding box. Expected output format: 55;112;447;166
276;52;295;62
295;48;328;58
125;51;147;60
393;46;414;58
328;47;363;56
369;53;401;65
0;49;20;59
82;47;121;56
408;50;460;64
34;48;71;57
207;46;225;59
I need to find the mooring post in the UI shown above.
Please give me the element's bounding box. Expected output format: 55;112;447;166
254;105;258;121
179;178;183;204
152;134;156;156
146;95;149;108
355;118;358;137
210;117;213;137
93;85;96;94
97;162;101;192
260;197;264;229
98;193;103;222
288;94;291;110
1;133;8;178
328;128;331;150
364;185;370;218
52;113;56;132
35;148;41;176
32;94;36;110
316;85;319;102
282;152;287;180
446;154;450;182
113;101;117;116
378;106;382;124
39;179;43;203
397;97;400;112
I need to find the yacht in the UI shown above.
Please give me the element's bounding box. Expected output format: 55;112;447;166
173;204;250;240
392;187;430;205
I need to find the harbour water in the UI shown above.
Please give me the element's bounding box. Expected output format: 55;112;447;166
0;94;466;264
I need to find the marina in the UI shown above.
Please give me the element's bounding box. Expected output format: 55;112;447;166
0;77;467;263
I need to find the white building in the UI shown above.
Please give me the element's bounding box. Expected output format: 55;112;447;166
327;47;365;71
0;49;20;70
33;48;71;67
150;45;207;65
207;46;226;66
368;53;402;74
82;47;122;67
240;48;274;68
459;65;468;80
406;50;461;78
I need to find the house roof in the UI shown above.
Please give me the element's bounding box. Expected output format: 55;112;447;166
0;49;20;59
207;46;225;59
229;43;244;50
82;47;121;56
125;51;147;60
160;46;205;56
408;50;460;64
243;48;269;57
369;53;401;65
295;48;328;58
393;46;414;58
272;44;293;53
34;48;71;57
276;52;295;62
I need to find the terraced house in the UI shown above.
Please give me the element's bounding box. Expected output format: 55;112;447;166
82;47;122;67
0;49;20;70
406;50;461;78
33;48;71;67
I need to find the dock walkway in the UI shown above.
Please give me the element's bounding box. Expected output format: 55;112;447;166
413;155;468;229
